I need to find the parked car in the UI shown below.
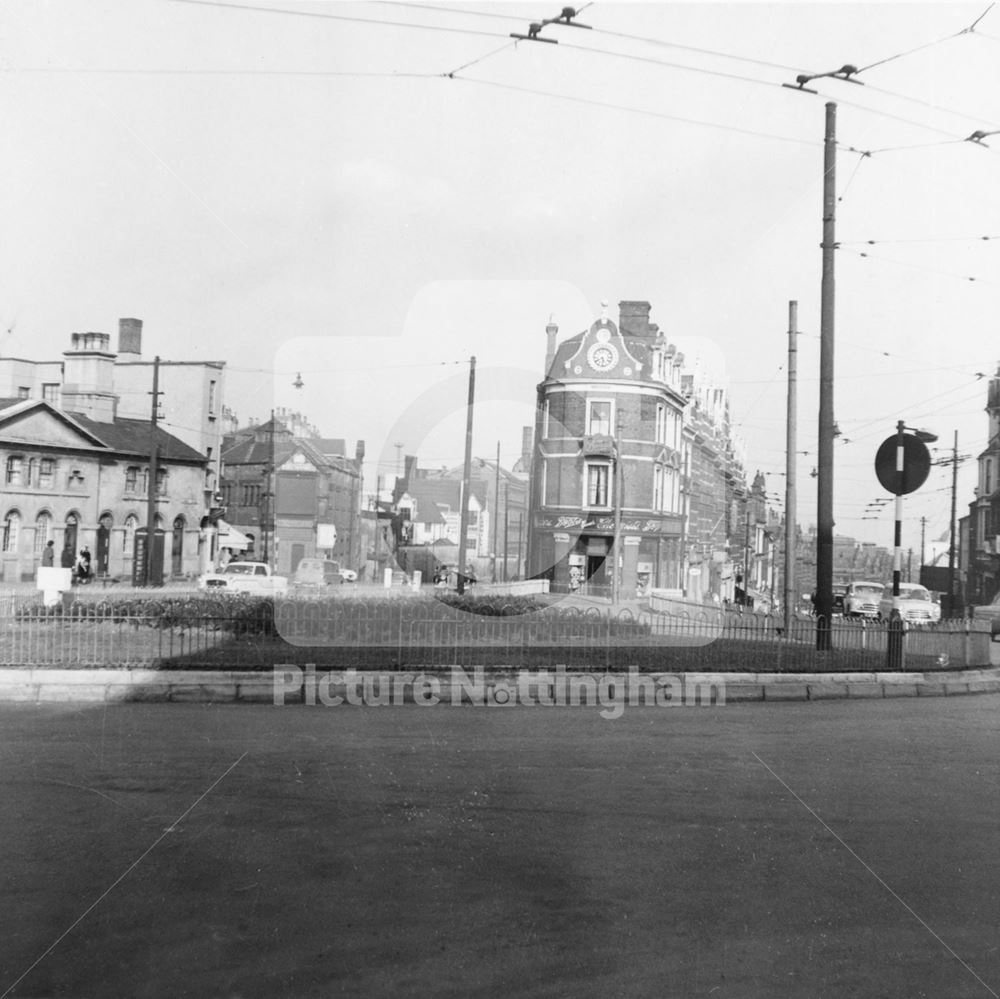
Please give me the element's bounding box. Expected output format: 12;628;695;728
878;583;941;624
843;581;884;619
198;561;289;595
339;568;358;583
293;557;344;589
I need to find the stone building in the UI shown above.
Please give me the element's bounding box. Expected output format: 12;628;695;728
0;318;226;502
0;391;208;584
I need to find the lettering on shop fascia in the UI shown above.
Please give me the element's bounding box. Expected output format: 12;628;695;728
534;513;680;534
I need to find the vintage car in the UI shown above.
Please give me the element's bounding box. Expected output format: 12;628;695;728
842;581;884;619
878;583;941;625
198;561;289;595
293;557;343;589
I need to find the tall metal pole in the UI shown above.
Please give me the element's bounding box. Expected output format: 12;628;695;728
144;356;162;587
783;301;798;634
948;431;958;617
456;356;476;595
492;439;501;582
892;419;905;606
886;419;906;669
612;426;623;603
816;102;837;649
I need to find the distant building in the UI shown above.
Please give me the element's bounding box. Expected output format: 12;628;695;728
391;455;529;580
220;418;364;575
965;365;1000;605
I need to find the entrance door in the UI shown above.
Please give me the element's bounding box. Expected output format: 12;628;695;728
63;513;78;567
172;516;185;576
96;514;112;576
585;554;606;594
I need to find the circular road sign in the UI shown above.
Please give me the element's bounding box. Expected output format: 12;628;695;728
874;434;932;495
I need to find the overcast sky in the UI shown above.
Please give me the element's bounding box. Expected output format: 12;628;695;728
3;1;1000;551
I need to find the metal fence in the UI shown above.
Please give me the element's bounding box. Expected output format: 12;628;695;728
0;592;991;670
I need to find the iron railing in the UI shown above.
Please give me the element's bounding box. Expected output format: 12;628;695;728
0;592;990;670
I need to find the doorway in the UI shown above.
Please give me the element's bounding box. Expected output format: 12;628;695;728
172;516;185;577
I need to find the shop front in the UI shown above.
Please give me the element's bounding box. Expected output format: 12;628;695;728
530;512;684;598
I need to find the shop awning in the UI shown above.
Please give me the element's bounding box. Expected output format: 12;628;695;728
217;520;251;552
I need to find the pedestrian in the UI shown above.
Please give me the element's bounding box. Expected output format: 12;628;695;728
76;547;92;584
41;540;55;567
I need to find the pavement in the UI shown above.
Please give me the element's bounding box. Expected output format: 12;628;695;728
2;697;1000;998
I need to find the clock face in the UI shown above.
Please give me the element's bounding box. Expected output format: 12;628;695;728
588;343;618;371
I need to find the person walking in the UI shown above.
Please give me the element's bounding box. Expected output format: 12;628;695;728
41;541;55;567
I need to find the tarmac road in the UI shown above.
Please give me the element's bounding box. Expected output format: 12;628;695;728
1;696;999;999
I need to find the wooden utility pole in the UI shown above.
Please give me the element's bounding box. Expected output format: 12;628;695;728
816;102;837;649
143;356;162;587
503;482;510;583
784;301;798;634
456;357;476;594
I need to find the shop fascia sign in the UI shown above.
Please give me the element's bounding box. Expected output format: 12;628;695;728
534;513;678;534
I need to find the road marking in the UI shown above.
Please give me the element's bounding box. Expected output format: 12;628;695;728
753;751;998;998
0;751;248;999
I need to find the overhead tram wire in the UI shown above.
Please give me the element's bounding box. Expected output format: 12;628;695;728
837;246;993;285
172;0;999;152
450;77;818;148
171;0;511;40
855;2;995;73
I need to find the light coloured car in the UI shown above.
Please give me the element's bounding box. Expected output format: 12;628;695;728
843;581;884;619
198;561;289;596
878;583;941;625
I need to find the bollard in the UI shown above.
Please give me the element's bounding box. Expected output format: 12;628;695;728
886;610;905;670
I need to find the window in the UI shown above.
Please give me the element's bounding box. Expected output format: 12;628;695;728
123;515;138;556
587;400;612;437
586;463;610;507
67;469;85;489
985;459;993;496
125;466;139;492
156;469;168;496
653;465;664;511
208;380;217;416
655;404;666;444
16;386;29;400
5;456;23;486
38;459;54;490
2;510;20;553
34;512;52;558
42;383;60;405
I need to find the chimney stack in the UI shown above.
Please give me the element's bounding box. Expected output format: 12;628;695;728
544;315;559;375
118;318;143;356
618;300;652;337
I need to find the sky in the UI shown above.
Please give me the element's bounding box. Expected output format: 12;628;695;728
3;0;1000;552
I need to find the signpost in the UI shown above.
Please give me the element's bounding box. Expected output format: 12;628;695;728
875;421;936;669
